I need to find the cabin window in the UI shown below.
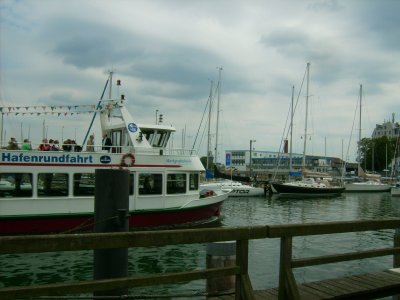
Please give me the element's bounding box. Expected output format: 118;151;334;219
0;173;33;198
139;173;162;195
167;173;187;194
189;173;199;190
73;173;134;196
73;173;95;196
38;173;68;197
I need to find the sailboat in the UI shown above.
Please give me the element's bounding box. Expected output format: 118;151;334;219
344;84;391;192
271;63;345;196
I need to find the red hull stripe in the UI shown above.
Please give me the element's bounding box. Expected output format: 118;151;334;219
0;202;223;235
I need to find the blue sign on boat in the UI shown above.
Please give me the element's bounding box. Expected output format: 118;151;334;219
100;155;112;164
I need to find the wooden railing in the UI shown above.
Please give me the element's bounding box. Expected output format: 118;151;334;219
269;219;400;299
0;226;268;300
1;219;400;299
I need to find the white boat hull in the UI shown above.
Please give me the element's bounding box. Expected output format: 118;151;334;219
344;181;391;192
200;180;264;197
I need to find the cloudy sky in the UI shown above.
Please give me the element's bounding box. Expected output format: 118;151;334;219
1;0;399;163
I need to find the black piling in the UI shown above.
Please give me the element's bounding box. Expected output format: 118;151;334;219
93;168;130;297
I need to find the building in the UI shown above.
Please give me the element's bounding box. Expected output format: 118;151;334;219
225;149;344;179
372;113;400;138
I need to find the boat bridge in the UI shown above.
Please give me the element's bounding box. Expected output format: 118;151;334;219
2;219;400;299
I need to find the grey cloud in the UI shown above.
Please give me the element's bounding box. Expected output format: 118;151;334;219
353;1;400;49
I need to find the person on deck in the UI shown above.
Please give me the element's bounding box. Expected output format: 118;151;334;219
52;140;60;151
7;137;19;150
102;133;112;152
21;139;32;150
38;138;51;151
86;134;95;152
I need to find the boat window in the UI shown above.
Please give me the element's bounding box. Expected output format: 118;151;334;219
153;132;163;147
73;173;134;196
139;173;162;195
129;173;134;195
189;173;199;191
167;174;187;194
74;173;95;196
0;173;33;198
38;173;68;197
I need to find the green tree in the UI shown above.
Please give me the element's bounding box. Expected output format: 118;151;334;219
359;136;397;172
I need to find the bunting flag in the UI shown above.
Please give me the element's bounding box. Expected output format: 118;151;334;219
1;101;124;116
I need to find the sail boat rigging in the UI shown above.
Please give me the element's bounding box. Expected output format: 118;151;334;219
270;62;345;196
344;84;391;192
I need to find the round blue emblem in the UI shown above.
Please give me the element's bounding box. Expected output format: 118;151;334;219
128;123;138;133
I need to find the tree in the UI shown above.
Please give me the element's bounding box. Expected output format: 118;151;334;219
359;136;397;172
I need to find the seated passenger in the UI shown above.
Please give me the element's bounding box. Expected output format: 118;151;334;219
7;137;19;150
38;139;51;151
21;139;32;150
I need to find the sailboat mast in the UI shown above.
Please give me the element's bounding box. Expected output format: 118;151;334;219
358;84;362;166
302;62;310;168
206;80;214;171
214;67;222;164
289;85;294;174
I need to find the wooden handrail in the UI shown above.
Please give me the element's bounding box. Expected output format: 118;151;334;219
2;219;400;299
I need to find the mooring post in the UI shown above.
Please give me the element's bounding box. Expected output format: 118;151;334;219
393;228;400;300
93;168;130;297
206;241;236;297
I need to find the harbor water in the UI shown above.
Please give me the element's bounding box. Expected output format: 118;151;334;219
2;192;400;298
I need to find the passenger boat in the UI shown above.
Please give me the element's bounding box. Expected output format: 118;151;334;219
0;73;229;235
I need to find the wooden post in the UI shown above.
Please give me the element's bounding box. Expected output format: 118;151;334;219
236;239;255;300
394;228;400;300
278;236;300;300
93;169;130;297
206;241;236;297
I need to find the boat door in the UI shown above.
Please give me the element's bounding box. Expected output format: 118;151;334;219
111;129;132;153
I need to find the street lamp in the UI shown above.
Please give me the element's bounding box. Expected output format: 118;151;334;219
249;139;256;180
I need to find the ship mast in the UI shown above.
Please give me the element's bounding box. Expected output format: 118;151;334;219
302;62;310;169
289;85;294;174
214;67;222;164
206;80;213;171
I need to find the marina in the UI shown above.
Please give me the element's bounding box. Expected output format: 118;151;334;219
1;192;400;298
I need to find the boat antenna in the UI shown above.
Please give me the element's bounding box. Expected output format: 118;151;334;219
81;72;111;147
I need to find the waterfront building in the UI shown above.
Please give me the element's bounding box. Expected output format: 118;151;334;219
224;149;345;179
372;113;400;138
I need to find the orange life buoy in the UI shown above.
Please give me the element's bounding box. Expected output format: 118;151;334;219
120;153;135;167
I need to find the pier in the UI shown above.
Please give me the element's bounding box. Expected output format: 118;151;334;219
2;219;400;299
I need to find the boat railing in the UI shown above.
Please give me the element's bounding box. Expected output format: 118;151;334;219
3;143;198;156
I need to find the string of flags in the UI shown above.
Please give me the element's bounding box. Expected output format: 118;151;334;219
0;101;124;116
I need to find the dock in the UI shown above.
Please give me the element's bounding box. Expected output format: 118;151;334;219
2;219;400;299
210;270;400;299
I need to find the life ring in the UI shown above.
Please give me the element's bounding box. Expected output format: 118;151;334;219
120;153;135;167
